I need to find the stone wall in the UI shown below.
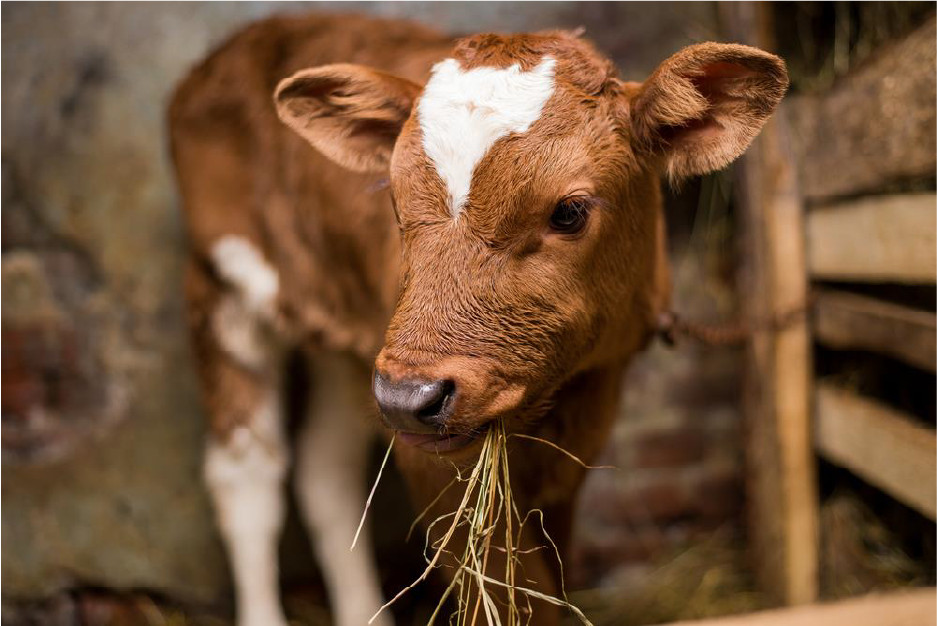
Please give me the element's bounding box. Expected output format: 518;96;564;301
2;1;742;618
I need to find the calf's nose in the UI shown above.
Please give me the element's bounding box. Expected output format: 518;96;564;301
372;371;455;432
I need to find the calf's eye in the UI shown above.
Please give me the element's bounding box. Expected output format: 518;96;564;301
549;196;590;235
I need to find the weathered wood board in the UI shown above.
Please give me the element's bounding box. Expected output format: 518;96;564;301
815;383;937;520
813;289;936;372
789;16;937;200
663;588;935;626
806;195;936;283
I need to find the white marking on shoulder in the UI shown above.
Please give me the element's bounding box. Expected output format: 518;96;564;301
418;57;556;216
211;235;279;314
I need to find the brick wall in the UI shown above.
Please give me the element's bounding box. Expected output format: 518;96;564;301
572;219;747;588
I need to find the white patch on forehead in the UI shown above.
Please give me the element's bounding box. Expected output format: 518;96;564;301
418;57;557;216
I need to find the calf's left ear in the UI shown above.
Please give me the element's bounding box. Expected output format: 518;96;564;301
630;43;788;182
275;64;422;173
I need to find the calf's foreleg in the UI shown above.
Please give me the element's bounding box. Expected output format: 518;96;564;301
295;351;393;626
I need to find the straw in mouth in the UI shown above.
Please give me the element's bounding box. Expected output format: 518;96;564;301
355;420;601;625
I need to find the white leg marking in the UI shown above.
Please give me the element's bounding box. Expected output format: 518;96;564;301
211;235;279;315
418;57;556;216
295;352;393;626
204;391;289;626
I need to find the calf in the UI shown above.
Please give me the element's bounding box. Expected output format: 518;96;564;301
168;13;786;626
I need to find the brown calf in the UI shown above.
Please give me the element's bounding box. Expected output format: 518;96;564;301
169;13;786;626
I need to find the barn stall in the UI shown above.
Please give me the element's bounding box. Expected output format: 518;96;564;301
2;2;934;625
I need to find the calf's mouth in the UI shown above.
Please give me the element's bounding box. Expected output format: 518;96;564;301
395;430;480;453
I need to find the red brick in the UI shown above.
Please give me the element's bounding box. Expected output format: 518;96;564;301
637;479;693;520
598;478;693;523
580;475;693;525
691;470;743;521
572;528;666;583
632;429;706;469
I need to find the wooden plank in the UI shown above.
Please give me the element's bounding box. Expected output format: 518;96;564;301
815;383;937;520
789;16;936;200
720;2;819;606
813;289;936;372
807;194;936;283
664;588;935;626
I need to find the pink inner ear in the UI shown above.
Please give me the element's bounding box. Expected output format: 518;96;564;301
691;61;756;100
699;61;756;80
662;62;749;147
645;58;766;153
662;116;725;147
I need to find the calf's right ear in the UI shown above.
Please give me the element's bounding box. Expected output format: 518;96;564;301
275;64;422;173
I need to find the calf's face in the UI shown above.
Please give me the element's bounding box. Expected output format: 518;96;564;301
276;34;787;453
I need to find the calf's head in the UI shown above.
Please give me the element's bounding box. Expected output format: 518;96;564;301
276;33;787;453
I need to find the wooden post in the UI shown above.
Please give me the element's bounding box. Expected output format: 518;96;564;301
720;2;819;606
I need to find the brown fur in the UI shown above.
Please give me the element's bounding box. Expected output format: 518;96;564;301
169;13;786;623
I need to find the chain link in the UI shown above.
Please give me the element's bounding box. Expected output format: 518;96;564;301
656;295;815;348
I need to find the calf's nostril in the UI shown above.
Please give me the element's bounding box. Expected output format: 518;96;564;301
414;379;455;425
372;371;456;430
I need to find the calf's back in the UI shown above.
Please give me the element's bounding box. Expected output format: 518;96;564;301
169;14;451;377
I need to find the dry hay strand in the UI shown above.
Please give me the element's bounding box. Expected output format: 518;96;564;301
570;531;764;626
820;490;927;599
356;421;600;625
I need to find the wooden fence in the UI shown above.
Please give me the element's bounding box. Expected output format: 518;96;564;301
723;4;936;607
